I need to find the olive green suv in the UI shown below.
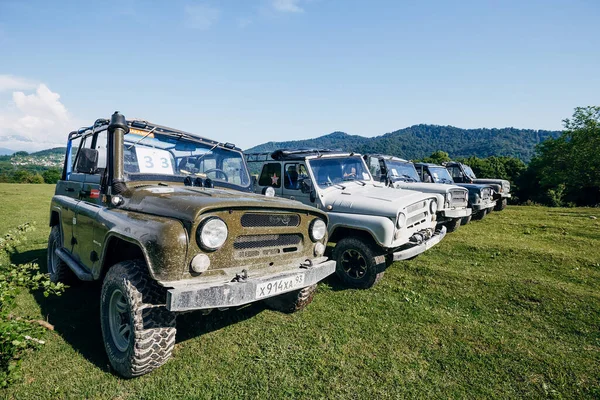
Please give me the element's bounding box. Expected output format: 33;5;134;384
47;112;335;377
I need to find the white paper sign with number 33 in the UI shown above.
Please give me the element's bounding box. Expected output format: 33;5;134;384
134;147;175;174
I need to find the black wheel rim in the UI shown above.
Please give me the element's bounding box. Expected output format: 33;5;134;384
109;289;132;352
340;249;368;280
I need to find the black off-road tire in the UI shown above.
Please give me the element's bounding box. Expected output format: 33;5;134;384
495;198;507;211
445;218;462;233
47;225;76;284
100;260;177;378
263;284;317;313
472;209;487;221
461;215;472;226
332;237;385;289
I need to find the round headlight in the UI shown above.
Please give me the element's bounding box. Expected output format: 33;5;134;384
310;218;327;242
263;187;275;197
430;200;438;214
396;212;406;229
197;217;228;250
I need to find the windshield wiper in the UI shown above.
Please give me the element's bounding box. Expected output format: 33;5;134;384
402;174;418;182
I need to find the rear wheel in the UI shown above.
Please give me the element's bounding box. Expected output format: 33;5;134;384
47;225;76;283
445;218;462;233
100;260;176;378
495;198;507;211
333;237;385;289
263;284;316;313
461;215;472;225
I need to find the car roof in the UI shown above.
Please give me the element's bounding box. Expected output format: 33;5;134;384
413;162;444;167
367;154;410;163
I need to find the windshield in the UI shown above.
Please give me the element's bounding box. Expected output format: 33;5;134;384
463;165;477;179
123;132;250;188
429;167;455;184
308;156;372;188
385;160;420;182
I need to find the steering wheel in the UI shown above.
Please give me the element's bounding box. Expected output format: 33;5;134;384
204;168;229;182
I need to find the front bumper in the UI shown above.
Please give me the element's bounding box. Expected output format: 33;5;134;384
166;259;336;312
441;207;471;218
472;199;496;211
392;226;447;261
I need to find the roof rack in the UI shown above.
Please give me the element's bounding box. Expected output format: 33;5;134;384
245;148;345;162
67;117;240;151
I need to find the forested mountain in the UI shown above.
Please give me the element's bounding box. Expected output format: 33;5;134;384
246;124;561;162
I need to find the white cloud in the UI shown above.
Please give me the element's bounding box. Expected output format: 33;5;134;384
272;0;304;13
184;3;220;30
0;78;81;152
0;74;37;92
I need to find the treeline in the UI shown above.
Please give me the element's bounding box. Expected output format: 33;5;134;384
0;157;61;184
421;107;600;207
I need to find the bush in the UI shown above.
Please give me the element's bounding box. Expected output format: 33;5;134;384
0;224;65;387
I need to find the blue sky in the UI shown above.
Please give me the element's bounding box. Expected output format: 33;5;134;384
0;0;598;151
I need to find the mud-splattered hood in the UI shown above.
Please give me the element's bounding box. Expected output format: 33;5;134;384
320;182;434;217
121;185;323;223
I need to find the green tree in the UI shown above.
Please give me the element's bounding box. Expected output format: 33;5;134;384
421;150;451;164
529;106;600;206
42;168;61;184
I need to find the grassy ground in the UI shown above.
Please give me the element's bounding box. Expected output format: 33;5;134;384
1;183;599;399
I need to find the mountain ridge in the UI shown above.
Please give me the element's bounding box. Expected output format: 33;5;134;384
245;124;561;161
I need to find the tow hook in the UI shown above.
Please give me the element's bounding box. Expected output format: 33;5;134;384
300;259;314;269
232;269;248;282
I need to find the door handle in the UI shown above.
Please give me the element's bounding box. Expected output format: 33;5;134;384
65;188;75;192
79;190;91;197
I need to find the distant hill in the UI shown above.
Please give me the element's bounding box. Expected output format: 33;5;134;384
0;147;14;156
246;124;562;162
31;147;66;157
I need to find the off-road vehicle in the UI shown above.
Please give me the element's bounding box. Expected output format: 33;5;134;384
444;161;511;211
364;154;470;233
47;113;335;377
245;149;446;289
413;162;496;223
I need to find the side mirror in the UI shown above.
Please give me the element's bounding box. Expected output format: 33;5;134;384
300;178;313;194
75;148;99;174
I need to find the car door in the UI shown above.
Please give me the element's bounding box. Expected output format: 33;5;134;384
281;162;311;203
72;130;108;272
256;162;283;195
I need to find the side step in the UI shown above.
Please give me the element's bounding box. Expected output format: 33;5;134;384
55;248;94;281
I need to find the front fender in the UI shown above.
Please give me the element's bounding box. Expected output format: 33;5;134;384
327;212;394;248
97;209;189;282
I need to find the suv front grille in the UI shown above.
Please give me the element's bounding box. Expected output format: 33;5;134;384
234;234;302;249
450;189;467;207
406;201;427;214
241;213;300;227
481;188;491;200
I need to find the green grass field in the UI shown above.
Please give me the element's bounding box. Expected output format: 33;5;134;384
1;183;599;399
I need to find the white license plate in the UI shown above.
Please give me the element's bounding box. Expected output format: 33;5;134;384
255;274;305;299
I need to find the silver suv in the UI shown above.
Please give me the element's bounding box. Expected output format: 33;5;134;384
364;155;471;232
246;149;447;289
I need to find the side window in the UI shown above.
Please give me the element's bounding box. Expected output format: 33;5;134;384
423;168;433;183
69;136;83;172
448;166;462;179
368;157;381;178
71;135;92;179
283;163;300;190
259;163;281;188
94;130;108;171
